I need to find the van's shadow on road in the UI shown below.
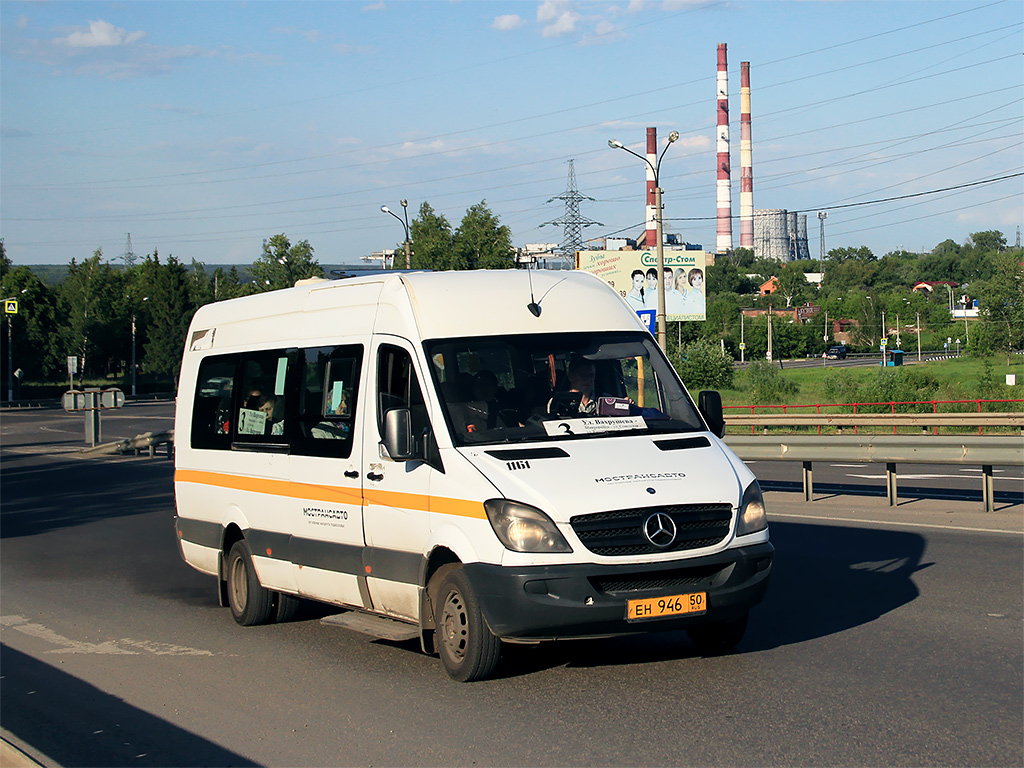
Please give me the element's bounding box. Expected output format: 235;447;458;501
489;520;930;678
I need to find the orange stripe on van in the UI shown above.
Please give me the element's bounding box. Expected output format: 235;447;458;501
175;469;361;506
175;469;486;519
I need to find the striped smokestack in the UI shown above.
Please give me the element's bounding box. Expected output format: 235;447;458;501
740;61;754;248
716;43;732;253
645;127;657;248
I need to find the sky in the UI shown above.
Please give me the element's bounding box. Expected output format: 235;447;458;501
1;0;1021;268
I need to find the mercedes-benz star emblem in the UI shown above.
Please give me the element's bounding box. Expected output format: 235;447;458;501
643;512;677;548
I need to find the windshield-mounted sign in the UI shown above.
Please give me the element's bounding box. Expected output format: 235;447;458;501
542;416;646;437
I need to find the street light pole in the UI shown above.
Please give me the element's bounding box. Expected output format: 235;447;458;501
381;204;411;269
608;131;679;351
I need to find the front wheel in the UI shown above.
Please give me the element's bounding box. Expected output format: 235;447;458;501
686;611;748;654
432;566;501;682
226;540;274;626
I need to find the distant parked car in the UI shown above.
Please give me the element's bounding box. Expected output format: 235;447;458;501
825;345;847;360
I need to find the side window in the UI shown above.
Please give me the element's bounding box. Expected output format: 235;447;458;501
377;345;429;438
235;350;291;444
191;355;238;450
293;345;363;459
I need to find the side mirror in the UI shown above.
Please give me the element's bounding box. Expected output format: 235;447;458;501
383;408;415;460
697;390;726;438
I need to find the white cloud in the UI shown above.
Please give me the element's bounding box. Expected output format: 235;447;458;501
273;27;322;44
333;43;374;55
61;19;146;48
537;1;580;37
17;15;29;31
492;14;525;31
362;2;386;11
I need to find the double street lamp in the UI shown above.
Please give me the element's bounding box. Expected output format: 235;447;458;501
381;200;411;269
608;131;679;351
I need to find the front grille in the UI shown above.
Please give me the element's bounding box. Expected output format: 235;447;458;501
569;503;732;556
590;562;725;594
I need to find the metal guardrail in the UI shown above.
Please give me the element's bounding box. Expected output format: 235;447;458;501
83;430;174;458
724;433;1023;513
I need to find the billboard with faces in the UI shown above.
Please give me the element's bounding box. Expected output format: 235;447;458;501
576;249;707;322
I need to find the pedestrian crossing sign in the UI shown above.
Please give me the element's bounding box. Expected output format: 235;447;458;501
4;300;17;315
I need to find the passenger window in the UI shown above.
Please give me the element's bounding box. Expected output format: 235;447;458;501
293;346;363;459
235;350;291;444
191;355;238;450
377;345;429;439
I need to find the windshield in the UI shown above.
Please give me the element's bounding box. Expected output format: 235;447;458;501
423;331;707;447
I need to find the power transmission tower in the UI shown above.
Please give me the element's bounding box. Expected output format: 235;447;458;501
119;233;137;268
542;159;601;268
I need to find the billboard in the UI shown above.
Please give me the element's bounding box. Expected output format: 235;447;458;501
576;249;707;322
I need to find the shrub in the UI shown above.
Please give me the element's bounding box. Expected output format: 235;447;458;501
671;338;735;391
821;368;860;405
745;361;798;404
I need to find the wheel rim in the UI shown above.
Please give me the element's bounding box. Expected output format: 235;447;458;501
229;555;248;612
439;588;469;662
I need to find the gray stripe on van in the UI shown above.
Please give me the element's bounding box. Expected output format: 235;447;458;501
178;522;423;586
176;517;222;549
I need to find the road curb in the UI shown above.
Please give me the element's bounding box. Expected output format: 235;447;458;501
1;733;49;768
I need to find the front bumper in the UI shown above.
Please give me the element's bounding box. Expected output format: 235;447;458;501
465;542;774;641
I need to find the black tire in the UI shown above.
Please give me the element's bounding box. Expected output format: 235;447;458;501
274;592;301;623
686;611;748;654
432;566;501;682
226;540;274;626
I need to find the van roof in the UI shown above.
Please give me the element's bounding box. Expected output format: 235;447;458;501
187;269;647;348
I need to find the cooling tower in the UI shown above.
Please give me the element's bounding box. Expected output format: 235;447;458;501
753;209;790;262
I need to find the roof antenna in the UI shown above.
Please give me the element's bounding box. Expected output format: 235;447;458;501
527;266;542;316
527;271;569;318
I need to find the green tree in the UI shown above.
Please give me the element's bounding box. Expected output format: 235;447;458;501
452;201;514;270
144;256;194;382
775;263;808;308
251;234;321;291
828;245;876;263
59;250;127;377
971;253;1024;364
409;203;456;270
1;256;63;387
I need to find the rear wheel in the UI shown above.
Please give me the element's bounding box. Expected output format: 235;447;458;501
686;611;748;654
274;592;301;623
432;566;501;682
226;540;274;626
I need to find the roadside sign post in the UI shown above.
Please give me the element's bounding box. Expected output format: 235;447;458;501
67;355;78;392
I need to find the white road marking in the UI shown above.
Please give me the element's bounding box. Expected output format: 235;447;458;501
0;615;214;656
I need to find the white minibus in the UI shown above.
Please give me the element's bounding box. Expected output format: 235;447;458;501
174;270;773;681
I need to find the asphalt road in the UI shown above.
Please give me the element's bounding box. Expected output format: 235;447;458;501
1;404;1022;767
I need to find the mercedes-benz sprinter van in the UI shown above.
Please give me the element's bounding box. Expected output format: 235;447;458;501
174;270;772;681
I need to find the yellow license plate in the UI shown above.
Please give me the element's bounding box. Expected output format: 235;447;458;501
626;592;707;621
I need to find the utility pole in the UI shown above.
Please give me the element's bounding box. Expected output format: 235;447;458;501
817;211;827;282
921;311;929;362
766;305;773;362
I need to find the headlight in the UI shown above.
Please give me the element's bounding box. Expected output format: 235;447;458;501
484;500;572;553
736;481;767;536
